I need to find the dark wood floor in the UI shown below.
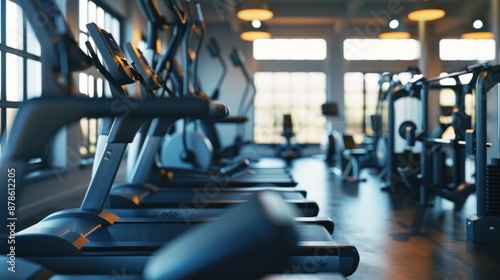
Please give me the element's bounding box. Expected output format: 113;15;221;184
16;156;500;279
290;157;500;280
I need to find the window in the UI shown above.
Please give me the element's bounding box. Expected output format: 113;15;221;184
344;73;381;139
438;72;474;113
254;72;326;144
252;38;327;144
343;71;416;141
78;0;121;156
343;39;420;60
439;39;495;61
0;0;42;155
437;72;475;139
253;39;327;60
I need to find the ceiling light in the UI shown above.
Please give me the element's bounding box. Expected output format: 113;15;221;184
240;21;271;41
473;20;483;29
252;20;262;28
237;0;274;21
389;19;400;29
461;20;494;39
379;19;411;39
408;0;446;22
379;31;411;39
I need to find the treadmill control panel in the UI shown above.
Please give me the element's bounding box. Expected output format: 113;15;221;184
86;22;137;85
124;43;163;90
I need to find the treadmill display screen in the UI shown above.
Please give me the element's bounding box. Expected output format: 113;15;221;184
102;30;126;59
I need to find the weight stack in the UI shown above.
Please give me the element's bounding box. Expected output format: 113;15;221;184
467;158;500;242
486;158;500;217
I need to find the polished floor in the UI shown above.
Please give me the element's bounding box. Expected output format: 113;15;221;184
290;157;500;280
17;156;500;279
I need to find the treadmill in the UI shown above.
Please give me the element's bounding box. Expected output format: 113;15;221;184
95;0;320;217
87;20;357;275
5;95;356;275
83;16;331;225
2;1;359;277
102;40;320;217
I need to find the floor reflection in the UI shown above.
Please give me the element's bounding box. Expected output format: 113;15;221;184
290;157;500;280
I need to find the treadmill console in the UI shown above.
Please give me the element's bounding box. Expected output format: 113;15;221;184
124;43;163;90
86;22;137;85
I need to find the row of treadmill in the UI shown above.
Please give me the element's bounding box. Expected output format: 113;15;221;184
0;0;359;279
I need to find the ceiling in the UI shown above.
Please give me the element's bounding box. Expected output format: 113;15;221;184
199;0;492;38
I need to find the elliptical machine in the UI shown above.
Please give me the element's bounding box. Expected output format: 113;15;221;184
158;0;216;170
130;0;296;188
158;3;251;171
199;41;255;162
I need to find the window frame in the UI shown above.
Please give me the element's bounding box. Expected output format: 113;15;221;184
0;0;42;155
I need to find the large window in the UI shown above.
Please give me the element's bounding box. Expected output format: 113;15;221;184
0;0;121;159
343;71;413;141
252;37;327;144
78;0;121;156
0;0;42;155
343;39;420;61
253;39;327;60
254;72;326;144
439;39;495;61
343;73;380;139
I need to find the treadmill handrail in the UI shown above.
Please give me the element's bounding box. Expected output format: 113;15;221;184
2;97;228;161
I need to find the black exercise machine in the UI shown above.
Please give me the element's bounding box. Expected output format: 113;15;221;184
146;1;296;187
338;133;369;182
398;63;489;208
0;2;296;278
85;5;357;275
85;19;358;276
467;64;500;243
370;72;400;177
0;4;300;279
73;1;316;219
1;1;360;277
275;114;302;160
379;81;422;190
321;102;339;162
85;22;359;275
118;41;320;216
126;1;295;186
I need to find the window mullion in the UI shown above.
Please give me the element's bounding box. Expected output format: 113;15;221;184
1;0;7;136
22;15;27;101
